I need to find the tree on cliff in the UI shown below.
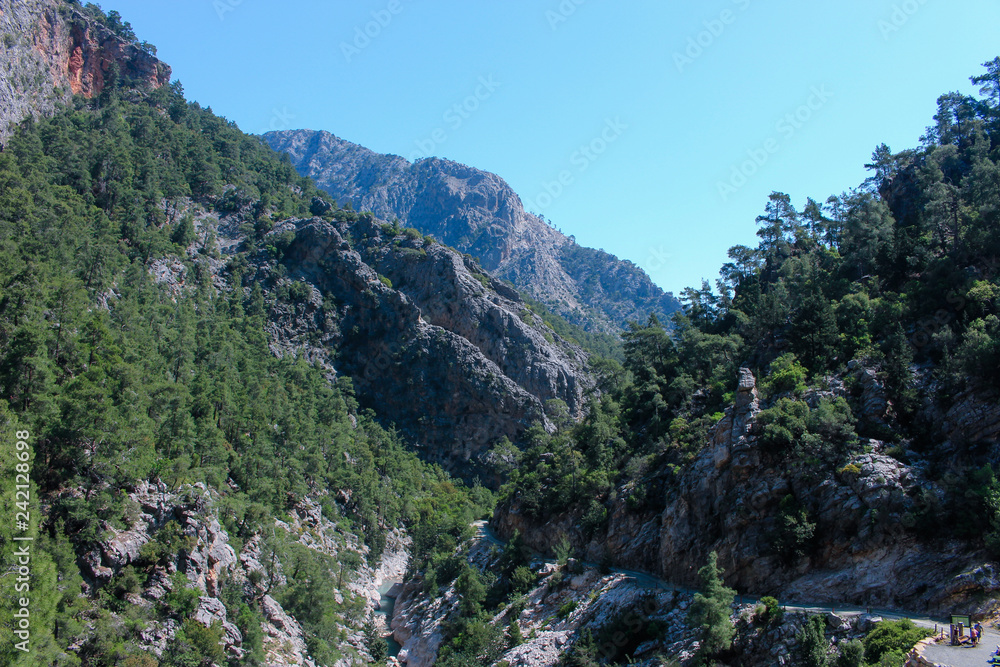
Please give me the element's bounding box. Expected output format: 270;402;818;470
688;551;736;664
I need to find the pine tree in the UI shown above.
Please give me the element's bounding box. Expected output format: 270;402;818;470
688;551;736;663
508;617;524;647
364;617;388;663
796;614;831;667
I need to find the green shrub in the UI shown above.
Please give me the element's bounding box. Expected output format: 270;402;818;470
288;280;312;303
163;571;201;617
773;495;816;563
510;566;536;595
171;214;197;248
862;619;930;665
557;599;578;619
580;499;608;538
455;565;487;617
756;398;809;453
839;463;862;476
761;353;808;396
835;638;864;667
756;595;783;625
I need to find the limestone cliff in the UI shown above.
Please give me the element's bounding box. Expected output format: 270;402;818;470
0;0;170;142
267;215;591;471
166;200;592;477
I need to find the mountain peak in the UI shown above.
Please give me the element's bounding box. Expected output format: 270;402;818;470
264;128;680;333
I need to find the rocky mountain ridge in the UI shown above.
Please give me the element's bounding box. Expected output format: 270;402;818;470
161;198;592;477
263;129;680;334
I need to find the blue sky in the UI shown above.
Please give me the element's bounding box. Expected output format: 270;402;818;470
102;0;1000;297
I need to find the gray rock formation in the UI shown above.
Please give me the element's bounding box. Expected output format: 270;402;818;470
71;480;407;666
495;368;1000;616
156;198;592;476
246;214;592;474
263;129;680;333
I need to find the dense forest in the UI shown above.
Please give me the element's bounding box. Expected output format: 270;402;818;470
0;51;490;666
491;57;1000;648
383;58;1000;667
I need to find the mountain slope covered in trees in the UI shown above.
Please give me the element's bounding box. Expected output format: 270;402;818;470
490;58;1000;633
3;2;1000;666
0;6;497;664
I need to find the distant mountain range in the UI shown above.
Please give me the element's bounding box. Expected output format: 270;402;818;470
264;129;680;333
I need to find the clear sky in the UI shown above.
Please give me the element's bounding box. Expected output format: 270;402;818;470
100;0;1000;297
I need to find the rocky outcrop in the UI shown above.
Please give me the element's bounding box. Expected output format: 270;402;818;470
0;0;170;141
943;387;1000;447
493;497;662;574
849;361;895;429
263;129;681;333
70;480;406;666
495;369;1000;616
254;215;591;474
391;526;699;667
659;370;999;614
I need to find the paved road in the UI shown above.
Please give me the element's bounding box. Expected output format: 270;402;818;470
922;630;1000;667
475;521;1000;663
473;520;952;632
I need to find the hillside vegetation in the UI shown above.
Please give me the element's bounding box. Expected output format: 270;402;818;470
0;50;489;666
501;58;1000;540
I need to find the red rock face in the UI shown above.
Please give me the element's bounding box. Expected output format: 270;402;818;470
67;45;84;93
31;5;170;100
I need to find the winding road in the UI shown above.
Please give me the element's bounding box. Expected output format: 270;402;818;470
473;521;953;630
473;521;1000;665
